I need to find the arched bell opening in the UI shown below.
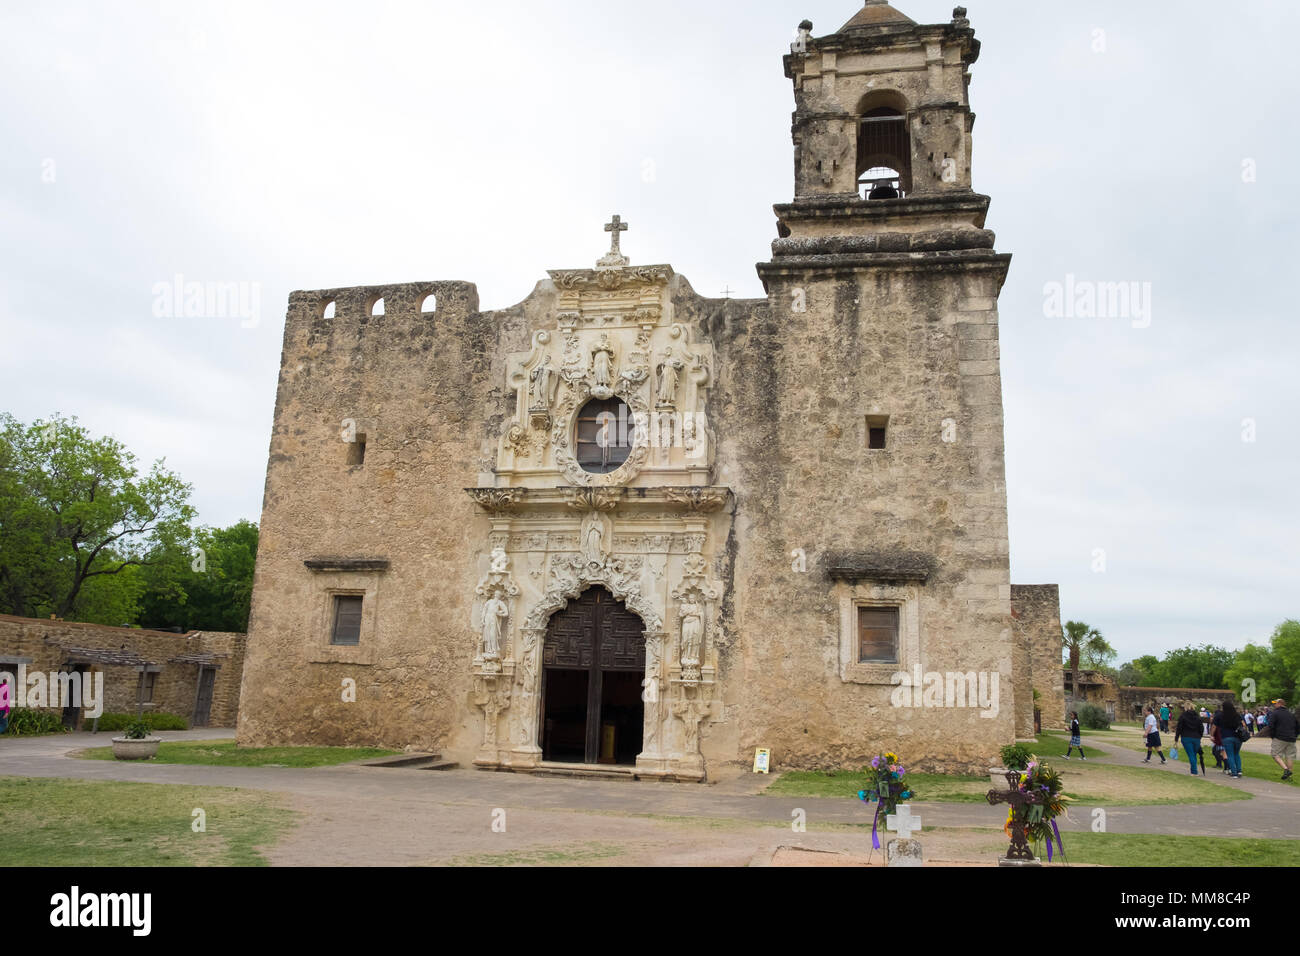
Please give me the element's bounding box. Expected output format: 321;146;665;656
856;91;912;199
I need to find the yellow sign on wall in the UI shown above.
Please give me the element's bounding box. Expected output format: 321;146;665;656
753;748;771;774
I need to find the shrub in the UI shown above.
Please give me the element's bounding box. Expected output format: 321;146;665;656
4;708;69;736
1078;703;1111;731
93;712;188;732
123;719;151;740
999;743;1033;770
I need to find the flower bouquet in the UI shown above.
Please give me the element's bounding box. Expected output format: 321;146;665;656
857;751;915;849
1005;759;1071;861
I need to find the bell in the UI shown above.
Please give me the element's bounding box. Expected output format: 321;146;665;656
868;183;899;200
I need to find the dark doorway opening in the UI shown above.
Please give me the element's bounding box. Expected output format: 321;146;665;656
193;666;217;727
540;588;645;765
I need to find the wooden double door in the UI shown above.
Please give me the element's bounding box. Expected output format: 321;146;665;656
541;588;645;765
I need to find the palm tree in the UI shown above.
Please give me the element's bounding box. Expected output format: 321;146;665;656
1063;621;1109;703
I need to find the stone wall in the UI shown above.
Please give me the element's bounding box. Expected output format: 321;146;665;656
0;615;245;727
1011;585;1066;731
1118;686;1238;720
238;261;1021;774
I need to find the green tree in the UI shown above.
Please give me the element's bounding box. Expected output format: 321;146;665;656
1147;644;1235;690
0;413;194;622
1224;621;1300;705
1118;655;1158;686
1062;621;1110;700
137;520;258;632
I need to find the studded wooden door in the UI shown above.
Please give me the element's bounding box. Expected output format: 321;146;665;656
541;588;645;764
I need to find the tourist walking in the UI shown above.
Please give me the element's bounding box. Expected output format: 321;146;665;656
1210;723;1227;771
1143;706;1166;764
1173;701;1204;775
1064;711;1086;759
1159;703;1170;733
1244;709;1255;739
0;676;10;734
1214;701;1246;778
1267;699;1297;782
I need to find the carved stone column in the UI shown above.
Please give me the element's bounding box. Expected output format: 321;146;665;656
471;667;513;767
506;626;545;769
636;630;668;773
670;681;712;781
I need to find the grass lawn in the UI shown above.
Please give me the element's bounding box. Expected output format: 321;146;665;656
73;740;400;767
1045;831;1300;867
0;776;296;866
765;731;1253;807
766;770;991;803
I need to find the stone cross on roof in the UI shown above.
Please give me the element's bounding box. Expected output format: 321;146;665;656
597;214;630;268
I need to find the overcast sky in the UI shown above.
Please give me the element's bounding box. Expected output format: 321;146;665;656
1;0;1295;663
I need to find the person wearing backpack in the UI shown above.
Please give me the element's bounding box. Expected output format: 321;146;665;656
1174;701;1204;775
1214;701;1247;778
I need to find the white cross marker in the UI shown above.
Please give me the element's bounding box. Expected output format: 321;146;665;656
886;805;922;839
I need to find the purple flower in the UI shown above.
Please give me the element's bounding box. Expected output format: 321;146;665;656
871;757;880;769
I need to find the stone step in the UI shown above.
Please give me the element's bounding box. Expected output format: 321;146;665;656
524;762;641;781
362;752;449;770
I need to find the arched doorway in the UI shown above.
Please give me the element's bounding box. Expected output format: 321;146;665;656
541;587;645;765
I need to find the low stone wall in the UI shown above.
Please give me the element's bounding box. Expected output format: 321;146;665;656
0;615;245;728
1118;686;1237;720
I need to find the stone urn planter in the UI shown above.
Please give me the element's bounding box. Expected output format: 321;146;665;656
111;736;162;760
989;767;1020;789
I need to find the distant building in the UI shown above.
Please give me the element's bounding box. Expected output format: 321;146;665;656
0;614;245;728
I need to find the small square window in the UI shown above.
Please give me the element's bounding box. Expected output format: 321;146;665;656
137;669;158;703
346;435;367;467
866;414;890;450
331;596;364;646
858;606;899;663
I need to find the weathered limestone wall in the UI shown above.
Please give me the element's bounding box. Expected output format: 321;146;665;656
684;262;1017;775
1011;585;1066;731
237;281;548;754
0;615;244;726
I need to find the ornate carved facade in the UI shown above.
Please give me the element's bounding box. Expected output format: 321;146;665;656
467;253;729;780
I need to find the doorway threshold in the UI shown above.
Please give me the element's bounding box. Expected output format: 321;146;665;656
529;761;641;781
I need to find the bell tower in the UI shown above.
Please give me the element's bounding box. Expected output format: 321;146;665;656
788;1;979;199
749;4;1027;753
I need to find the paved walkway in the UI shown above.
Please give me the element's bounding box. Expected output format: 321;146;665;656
1;730;1296;865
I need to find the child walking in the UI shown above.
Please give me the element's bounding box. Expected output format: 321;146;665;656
1064;711;1086;759
1143;706;1167;764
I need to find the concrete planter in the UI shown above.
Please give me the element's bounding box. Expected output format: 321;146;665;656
111;736;162;760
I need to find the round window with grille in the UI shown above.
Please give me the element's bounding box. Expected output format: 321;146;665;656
575;398;636;475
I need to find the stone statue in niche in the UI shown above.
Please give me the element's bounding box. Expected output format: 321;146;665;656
481;588;509;663
529;356;558;412
656;349;685;408
678;596;704;680
580;510;611;566
591;334;616;399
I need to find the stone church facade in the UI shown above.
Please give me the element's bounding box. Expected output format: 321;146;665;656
238;2;1062;778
